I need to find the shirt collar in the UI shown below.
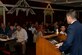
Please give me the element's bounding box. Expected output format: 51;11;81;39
71;19;77;24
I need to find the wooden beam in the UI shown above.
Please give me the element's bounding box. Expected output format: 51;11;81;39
5;4;68;11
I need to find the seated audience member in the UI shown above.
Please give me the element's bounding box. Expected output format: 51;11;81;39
28;24;36;34
0;23;9;35
27;25;34;46
6;22;10;31
33;25;43;43
7;25;16;52
15;24;28;55
7;25;16;39
58;25;67;42
14;22;18;30
59;25;67;35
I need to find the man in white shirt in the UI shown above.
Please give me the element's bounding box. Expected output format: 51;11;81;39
28;25;36;34
15;25;28;55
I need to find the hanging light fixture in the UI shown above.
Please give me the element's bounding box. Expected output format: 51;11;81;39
44;3;54;15
7;0;35;16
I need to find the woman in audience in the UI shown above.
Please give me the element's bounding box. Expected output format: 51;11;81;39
58;25;67;42
59;25;67;35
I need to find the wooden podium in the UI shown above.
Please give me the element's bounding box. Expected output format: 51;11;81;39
36;37;62;55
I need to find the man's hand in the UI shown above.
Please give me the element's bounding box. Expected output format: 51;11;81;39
55;42;63;48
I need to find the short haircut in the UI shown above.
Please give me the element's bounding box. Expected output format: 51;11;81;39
66;9;77;19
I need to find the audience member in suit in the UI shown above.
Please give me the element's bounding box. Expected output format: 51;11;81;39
27;29;33;46
0;23;9;35
56;9;82;55
26;24;33;46
7;25;16;38
6;25;16;53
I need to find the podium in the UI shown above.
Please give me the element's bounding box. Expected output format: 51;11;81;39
36;37;62;55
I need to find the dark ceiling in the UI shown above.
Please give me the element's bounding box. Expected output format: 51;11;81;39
1;0;82;11
29;0;82;7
